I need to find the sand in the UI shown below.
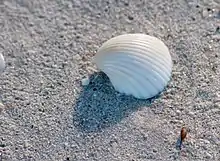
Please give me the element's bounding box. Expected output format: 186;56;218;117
0;0;220;160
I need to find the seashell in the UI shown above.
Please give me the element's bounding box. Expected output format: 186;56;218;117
0;53;5;74
93;33;173;99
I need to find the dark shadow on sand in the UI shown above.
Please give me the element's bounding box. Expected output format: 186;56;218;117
73;72;162;133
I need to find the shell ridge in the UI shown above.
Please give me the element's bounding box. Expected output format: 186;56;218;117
99;38;171;63
98;46;170;75
100;50;170;82
105;64;142;97
103;56;165;93
102;39;170;58
102;62;132;93
103;61;141;96
104;68;127;93
103;59;158;97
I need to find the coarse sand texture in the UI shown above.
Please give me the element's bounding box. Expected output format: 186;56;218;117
0;0;220;161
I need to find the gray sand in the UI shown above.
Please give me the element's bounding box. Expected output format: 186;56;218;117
0;0;220;160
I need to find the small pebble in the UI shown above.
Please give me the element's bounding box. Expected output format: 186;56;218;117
24;141;29;148
176;110;181;115
204;152;212;159
202;9;209;18
215;10;220;19
128;15;134;20
64;142;69;148
0;102;4;107
111;142;118;149
152;148;157;153
187;111;194;117
200;139;210;144
215;26;220;34
0;102;4;113
81;76;90;86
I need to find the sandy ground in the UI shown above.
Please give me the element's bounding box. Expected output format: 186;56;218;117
0;0;220;160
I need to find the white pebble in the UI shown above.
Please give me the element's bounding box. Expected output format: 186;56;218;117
0;53;5;74
81;76;90;86
24;140;29;148
0;102;4;107
202;9;209;18
176;110;181;115
188;111;195;117
0;102;4;113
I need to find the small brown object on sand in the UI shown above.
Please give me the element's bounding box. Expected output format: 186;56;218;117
180;126;187;142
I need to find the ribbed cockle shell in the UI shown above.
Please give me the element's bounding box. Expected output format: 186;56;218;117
93;33;173;99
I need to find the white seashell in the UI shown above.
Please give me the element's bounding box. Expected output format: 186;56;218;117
93;33;173;99
0;53;5;74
